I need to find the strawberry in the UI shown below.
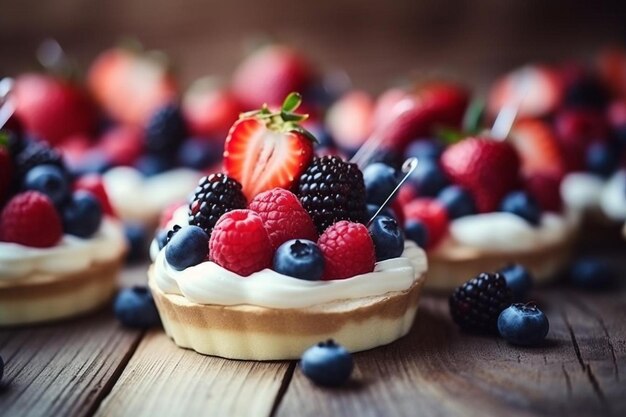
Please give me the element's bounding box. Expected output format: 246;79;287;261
223;92;315;201
554;109;608;172
403;198;449;249
509;119;565;176
524;171;563;213
98;125;144;166
317;220;375;280
0;191;63;247
182;78;242;139
325;91;375;151
73;174;116;216
232;45;312;110
249;188;317;250
87;47;177;126
488;65;563;119
441;137;521;213
209;209;273;276
13;73;96;146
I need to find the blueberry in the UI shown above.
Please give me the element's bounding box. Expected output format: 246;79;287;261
177;138;222;170
569;257;617;290
22;164;69;205
61;191;103;238
363;163;399;206
368;149;402;168
155;229;169;250
500;191;541;225
407;160;448;197
497;303;549;346
135;154;173;177
404;139;445;161
366;204;397;222
165;225;209;270
113;286;161;328
437;185;476;219
405;220;428;248
498;264;534;301
124;223;149;263
300;339;353;386
368;215;404;261
273;239;324;281
586;142;619;178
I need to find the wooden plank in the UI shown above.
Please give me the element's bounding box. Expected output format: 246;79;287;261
275;287;626;417
93;329;292;417
0;267;145;417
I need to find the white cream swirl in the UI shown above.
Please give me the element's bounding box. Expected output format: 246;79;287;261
446;212;577;253
0;218;127;279
561;170;626;221
153;241;427;309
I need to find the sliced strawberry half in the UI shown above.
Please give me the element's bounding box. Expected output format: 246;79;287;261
509;119;565;177
224;92;314;200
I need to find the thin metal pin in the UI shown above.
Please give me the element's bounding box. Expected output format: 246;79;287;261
0;78;15;130
367;157;418;226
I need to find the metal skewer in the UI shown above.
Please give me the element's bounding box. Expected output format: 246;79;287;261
367;157;418;226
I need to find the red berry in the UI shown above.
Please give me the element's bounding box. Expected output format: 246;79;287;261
441;137;520;213
509;119;565;177
98;125;144;166
73;174;116;216
0;147;12;203
325;91;375;151
554;109;608;172
209;209;273;276
403;198;449;249
248;188;317;250
524;171;563;213
182;80;242;138
0;191;63;248
317;221;375;280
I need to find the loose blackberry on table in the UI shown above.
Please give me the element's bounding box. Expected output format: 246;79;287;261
296;155;367;233
188;173;247;238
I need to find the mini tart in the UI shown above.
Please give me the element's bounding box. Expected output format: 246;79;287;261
0;218;127;326
149;269;426;360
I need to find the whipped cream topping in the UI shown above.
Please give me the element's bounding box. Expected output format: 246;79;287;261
153;241;427;309
0;218;126;279
561;170;626;221
103;167;202;223
445;211;577;253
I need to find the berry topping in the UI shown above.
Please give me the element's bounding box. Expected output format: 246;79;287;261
248;188;317;250
165;225;209;271
523;171;563;213
509;119;565;177
317;220;375;280
124;222;149;263
406;159;449;197
441;137;520;213
0;191;63;248
366;204;398;222
61;191;103;238
437;185;476;219
22;164;69;206
403;198;449;249
0;143;12;203
145;104;188;155
449;272;513;334
273;239;324;281
224;92;314;200
300;339;353;387
113;286;161;329
499;191;541;225
586;141;619;178
368;215;405;261
404;139;445;162
297;155;367;233
568;257;617;290
177;138;221;170
15;141;65;180
209;209;273;276
498;264;534;302
188;173;247;238
497;303;549;346
362;162;399;206
73;174;116;216
405;219;428;248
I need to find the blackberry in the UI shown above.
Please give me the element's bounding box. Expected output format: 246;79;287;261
145;104;188;155
15;141;66;179
449;272;513;334
296;155;367;233
188;173;247;237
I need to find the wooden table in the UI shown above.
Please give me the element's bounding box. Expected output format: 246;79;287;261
1;253;625;417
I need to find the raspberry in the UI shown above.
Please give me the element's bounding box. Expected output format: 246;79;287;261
403;198;449;249
524;171;563;212
73;174;116;216
0;191;63;248
449;272;513;334
209;209;273;276
249;188;317;250
296;155;367;233
317;221;375;280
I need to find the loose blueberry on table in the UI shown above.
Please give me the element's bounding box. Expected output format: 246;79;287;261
114;286;161;328
498;303;549;346
301;339;354;387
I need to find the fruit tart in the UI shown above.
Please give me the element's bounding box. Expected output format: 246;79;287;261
148;94;428;360
0;133;126;325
